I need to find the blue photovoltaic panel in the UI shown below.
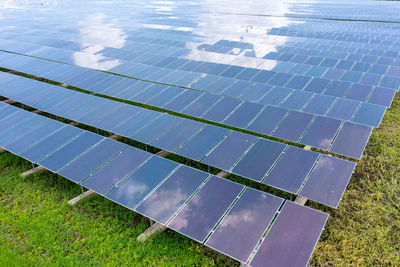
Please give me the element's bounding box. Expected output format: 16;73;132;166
224;101;263;128
300;116;341;150
135;165;209;224
20;126;84;163
330;122;372;159
202;131;257;171
251;202;328;267
202;97;241;123
38;131;103;172
81;147;151;195
168;176;244;243
264;146;319;194
59;138;127;183
327;98;360;120
300;155;356;208
231;139;286;182
272;111;314;142
247;106;288;135
352;103;386;127
106;156;179;209
368;87;395;107
176;125;229;161
205;188;283;263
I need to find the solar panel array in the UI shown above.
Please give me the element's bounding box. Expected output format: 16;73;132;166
0;0;399;265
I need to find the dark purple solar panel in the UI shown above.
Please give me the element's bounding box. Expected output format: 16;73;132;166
80;147;151;195
202;131;257;171
250;202;328;267
106;156;179;209
135;165;209;224
272;111;314;142
232;139;286;182
300;155;356;208
224;102;263;128
59;138;127;183
168;176;244;242
202;97;241;123
330;122;372;159
264;146;319;194
205;188;283;263
300;116;341;150
247;106;288;135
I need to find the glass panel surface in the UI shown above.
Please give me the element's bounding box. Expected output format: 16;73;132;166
163;90;202;112
330;122;372;159
352;103;386;127
112;110;161;137
5;120;63;154
131;114;182;144
280;90;313;110
106;156;179;209
168;176;244;243
176;125;229;161
224;102;263;128
202;131;257;171
38;131;103;172
135;165;209;224
251;202;328;267
303;95;335;115
247;106;287;135
232;139;286;181
59;138;127;183
272;111;314;142
81;147;151;195
326;98;359;120
20;125;84;163
300;116;341;150
182;93;222;117
264;146;319;194
205;188;283;263
152;119;204;152
299;155;356;208
202;97;241;123
368;87;395;107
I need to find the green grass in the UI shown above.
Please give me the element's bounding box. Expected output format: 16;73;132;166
0;94;399;266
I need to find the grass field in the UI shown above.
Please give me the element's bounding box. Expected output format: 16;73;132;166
0;93;399;266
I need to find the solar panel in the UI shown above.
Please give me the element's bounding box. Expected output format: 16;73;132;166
59;138;127;183
81;147;151;195
272;111;314;142
300;116;342;150
250;202;328;267
135;165;209;224
205;188;283;263
264;146;319;194
106;156;179;209
299;155;356;208
168;176;244;243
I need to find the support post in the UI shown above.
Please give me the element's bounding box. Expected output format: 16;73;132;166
109;134;123;140
294;195;308;205
3;99;17;104
67;190;96;206
0;148;6;153
21;166;46;177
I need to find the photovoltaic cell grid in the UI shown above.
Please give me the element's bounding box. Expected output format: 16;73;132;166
0;71;358;206
0;53;375;159
0;101;329;265
1;0;398;265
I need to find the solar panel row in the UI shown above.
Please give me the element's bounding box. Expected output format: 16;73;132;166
0;38;394;128
0;101;328;266
0;71;357;208
0;53;374;159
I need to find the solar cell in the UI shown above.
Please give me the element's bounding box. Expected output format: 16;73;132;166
106;156;179;209
327;98;359;120
205;188;283;263
300;116;341;150
353;103;386;127
232;139;286;182
176;125;229;161
368;87;395;107
202;131;257;171
168;176;244;243
272;111;314;142
202;97;241;123
223;101;263;128
264;146;319;194
135;165;209;224
247;106;288;135
59;138;127;183
20;125;84;163
330;122;372;159
38;131;103;172
182;93;222;117
250;202;328;267
300;155;356;208
81;147;151;195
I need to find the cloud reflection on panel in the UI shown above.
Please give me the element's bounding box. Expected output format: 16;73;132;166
73;13;126;71
176;0;304;70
